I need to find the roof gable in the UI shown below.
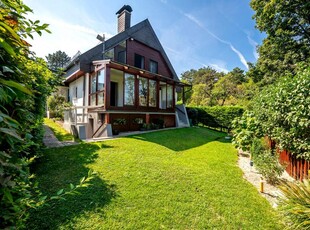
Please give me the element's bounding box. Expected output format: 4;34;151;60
105;19;179;81
65;19;179;82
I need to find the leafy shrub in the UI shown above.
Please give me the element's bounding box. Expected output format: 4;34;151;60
253;149;285;184
47;93;71;119
186;107;199;125
250;138;268;158
186;106;244;131
113;118;127;125
278;179;310;229
232;110;264;152
232;66;310;160
204;106;244;130
0;1;63;228
248;138;284;184
151;118;164;128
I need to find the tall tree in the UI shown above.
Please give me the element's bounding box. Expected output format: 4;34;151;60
181;66;224;106
46;50;71;71
250;0;310;85
229;67;246;84
211;68;246;106
212;74;237;106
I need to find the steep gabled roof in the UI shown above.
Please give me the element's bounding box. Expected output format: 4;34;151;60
64;43;103;79
104;19;180;82
65;19;179;82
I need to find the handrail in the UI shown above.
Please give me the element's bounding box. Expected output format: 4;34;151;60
64;105;104;110
176;106;186;115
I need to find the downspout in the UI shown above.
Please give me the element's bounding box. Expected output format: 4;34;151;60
83;75;85;122
83;75;85;106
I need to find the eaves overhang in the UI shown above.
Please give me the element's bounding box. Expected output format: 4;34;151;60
108;61;181;84
63;69;85;84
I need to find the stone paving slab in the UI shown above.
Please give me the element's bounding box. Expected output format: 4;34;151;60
43;125;78;148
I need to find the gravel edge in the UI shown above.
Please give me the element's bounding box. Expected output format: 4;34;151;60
237;150;294;208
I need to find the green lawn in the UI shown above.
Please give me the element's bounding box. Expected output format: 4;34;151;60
28;127;283;229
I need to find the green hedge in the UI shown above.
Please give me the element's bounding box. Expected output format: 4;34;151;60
186;106;244;131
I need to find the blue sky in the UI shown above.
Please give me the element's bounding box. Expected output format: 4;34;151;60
24;0;265;76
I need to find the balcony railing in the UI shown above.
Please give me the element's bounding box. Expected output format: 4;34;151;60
64;105;101;125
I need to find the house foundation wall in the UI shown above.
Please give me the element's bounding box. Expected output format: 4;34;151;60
109;113;176;133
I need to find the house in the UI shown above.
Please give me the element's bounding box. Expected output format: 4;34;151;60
63;5;189;139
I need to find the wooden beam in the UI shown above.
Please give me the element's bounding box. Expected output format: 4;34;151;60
105;67;111;109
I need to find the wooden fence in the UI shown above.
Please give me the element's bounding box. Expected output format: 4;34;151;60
278;149;310;181
266;137;309;181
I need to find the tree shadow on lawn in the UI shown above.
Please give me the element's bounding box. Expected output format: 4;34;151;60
27;143;118;230
127;127;230;152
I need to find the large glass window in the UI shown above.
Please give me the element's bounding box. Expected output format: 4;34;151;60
91;75;96;93
91;94;96;106
167;84;173;108
97;92;104;105
89;69;105;106
149;60;158;74
139;77;148;106
149;79;157;107
118;51;126;63
115;41;126;63
98;70;104;91
159;82;166;109
135;54;145;69
124;73;135;106
104;49;114;60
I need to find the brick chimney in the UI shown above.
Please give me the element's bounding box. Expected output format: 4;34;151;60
116;5;132;33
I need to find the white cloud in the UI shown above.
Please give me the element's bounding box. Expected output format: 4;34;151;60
184;13;205;28
27;15;114;59
183;13;248;70
247;35;259;60
229;44;249;70
209;62;229;73
24;2;114;59
165;46;229;74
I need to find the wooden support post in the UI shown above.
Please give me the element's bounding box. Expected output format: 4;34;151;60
105;67;111;109
182;86;185;104
105;113;111;124
146;113;150;124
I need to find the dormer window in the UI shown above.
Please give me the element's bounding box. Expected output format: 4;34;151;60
104;49;114;60
115;41;126;63
149;60;158;74
134;53;145;69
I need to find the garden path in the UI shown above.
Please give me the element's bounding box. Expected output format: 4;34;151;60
43;125;78;148
238;150;294;208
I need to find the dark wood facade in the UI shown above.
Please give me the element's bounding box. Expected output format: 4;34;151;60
85;38;180;134
126;39;173;77
64;11;185;137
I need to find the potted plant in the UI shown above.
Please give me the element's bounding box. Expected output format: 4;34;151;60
112;118;127;135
